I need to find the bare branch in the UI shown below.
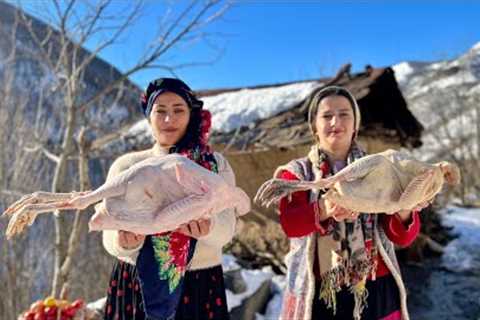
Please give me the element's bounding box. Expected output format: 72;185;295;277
146;57;222;73
190;0;231;32
52;0;77;33
72;1;142;80
78;1;226;114
24;145;61;164
75;0;112;45
156;0;198;50
89;122;138;151
144;1;219;64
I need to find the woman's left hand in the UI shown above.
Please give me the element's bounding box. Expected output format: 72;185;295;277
177;218;212;238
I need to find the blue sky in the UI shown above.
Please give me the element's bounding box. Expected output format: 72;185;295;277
17;1;480;91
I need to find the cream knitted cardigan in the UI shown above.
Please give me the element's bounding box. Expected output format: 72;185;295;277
101;144;237;270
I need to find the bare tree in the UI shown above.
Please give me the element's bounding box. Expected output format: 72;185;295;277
0;9;55;317
1;0;230;313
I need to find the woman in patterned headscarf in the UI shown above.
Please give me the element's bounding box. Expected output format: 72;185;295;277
273;86;424;320
100;78;238;320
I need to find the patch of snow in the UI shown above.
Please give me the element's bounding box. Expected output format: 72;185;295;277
467;83;480;95
471;41;480;52
87;297;106;312
226;268;274;312
459;41;480;63
106;102;130;123
393;62;416;84
441;206;480;272
203;81;323;133
222;254;241;272
433;72;476;88
127;118;150;136
262;274;286;320
427;61;448;71
38;68;59;92
260;292;283;320
409;72;477;99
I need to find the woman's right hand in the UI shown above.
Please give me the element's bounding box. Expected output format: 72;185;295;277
117;230;145;250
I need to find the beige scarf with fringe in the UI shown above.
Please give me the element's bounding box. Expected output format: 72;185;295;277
308;143;378;320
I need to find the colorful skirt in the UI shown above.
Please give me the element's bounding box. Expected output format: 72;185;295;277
104;261;230;320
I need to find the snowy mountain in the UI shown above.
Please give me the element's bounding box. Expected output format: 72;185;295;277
0;1;142;149
393;41;480;162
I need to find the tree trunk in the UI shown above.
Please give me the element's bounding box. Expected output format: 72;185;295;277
51;91;77;298
59;128;91;299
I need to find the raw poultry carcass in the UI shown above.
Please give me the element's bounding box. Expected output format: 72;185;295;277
255;149;460;214
4;154;251;239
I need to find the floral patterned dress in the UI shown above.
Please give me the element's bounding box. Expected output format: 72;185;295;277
104;231;229;320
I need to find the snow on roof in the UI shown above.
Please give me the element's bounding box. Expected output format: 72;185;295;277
203;81;323;133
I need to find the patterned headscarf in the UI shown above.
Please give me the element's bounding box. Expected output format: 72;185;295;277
140;77;203;117
141;77;211;153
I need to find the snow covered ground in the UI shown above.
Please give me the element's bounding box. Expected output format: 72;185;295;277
256;274;285;320
405;204;480;319
222;255;278;312
441;205;480;272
